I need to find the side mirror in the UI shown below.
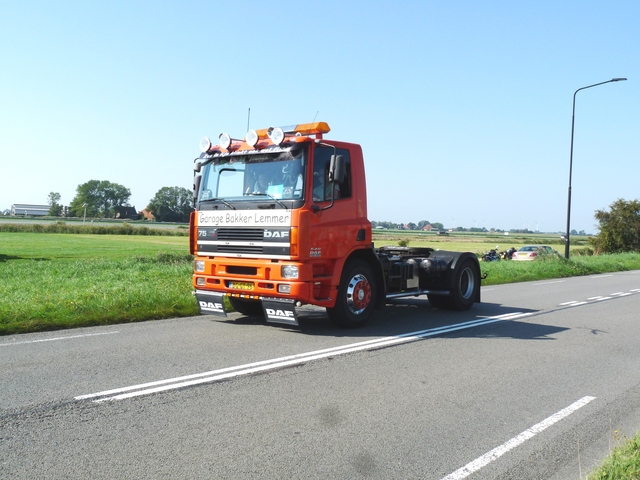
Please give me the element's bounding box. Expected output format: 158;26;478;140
193;175;202;205
329;155;346;183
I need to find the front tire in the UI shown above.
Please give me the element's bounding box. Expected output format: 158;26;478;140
327;260;376;328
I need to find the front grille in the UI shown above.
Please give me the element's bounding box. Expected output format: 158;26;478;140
217;228;264;241
217;244;263;254
197;227;290;257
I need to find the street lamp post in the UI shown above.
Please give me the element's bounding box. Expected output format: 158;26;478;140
565;77;627;259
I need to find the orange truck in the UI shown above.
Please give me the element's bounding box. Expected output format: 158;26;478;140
191;122;481;327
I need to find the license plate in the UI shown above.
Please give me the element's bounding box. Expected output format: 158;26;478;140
230;281;254;291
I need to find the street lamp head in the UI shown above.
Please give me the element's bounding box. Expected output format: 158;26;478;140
611;78;627;82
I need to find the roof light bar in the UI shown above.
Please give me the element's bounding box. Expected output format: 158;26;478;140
289;122;331;135
208;122;332;152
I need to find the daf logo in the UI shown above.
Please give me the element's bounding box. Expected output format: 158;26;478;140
264;230;289;239
200;301;223;310
266;308;294;318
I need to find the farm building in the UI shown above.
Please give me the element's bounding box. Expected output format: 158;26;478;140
10;204;50;216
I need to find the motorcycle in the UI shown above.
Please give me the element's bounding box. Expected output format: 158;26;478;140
500;247;517;260
481;246;500;262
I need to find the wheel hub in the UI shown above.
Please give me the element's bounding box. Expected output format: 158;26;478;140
347;274;372;313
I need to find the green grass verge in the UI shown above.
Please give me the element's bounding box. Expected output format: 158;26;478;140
0;254;197;335
479;253;640;285
586;432;640;479
2;231;639;335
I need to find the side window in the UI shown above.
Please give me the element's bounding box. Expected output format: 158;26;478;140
312;147;351;202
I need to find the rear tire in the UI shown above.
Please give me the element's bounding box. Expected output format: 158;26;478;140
327;260;376;328
228;297;264;317
449;259;478;311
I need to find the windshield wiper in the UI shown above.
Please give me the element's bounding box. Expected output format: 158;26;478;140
246;193;289;211
200;198;236;210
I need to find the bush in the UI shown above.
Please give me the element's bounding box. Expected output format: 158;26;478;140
590;199;640;253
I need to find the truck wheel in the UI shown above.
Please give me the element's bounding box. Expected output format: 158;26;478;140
449;259;478;311
327;260;376;328
228;297;264;317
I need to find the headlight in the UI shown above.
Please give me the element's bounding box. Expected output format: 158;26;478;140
267;126;285;145
200;137;212;153
246;130;259;147
281;265;298;279
219;132;232;149
194;260;205;272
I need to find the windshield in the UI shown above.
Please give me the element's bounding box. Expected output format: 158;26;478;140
197;147;306;204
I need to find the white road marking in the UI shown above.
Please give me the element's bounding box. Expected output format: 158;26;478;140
532;280;564;286
441;396;596;480
0;331;119;347
77;312;532;402
559;301;588;307
590;275;613;279
560;289;639;307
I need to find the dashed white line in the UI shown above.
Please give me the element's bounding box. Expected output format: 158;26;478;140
0;331;119;347
559;301;588;307
77;313;532;402
441;396;596;480
560;288;640;307
533;280;565;286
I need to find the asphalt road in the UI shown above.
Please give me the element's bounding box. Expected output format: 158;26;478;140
2;271;640;479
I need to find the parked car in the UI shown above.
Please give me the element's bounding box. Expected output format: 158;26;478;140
512;245;560;261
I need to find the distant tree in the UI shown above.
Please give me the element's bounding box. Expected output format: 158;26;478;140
406;222;417;230
589;198;640;253
417;220;430;229
69;180;132;218
431;222;444;230
375;221;401;230
147;186;193;223
47;192;63;216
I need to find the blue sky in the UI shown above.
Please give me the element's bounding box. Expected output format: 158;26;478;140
1;1;637;233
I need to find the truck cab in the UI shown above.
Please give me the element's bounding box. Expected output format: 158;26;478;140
191;122;480;327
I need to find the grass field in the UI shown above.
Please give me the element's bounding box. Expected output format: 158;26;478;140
3;229;639;334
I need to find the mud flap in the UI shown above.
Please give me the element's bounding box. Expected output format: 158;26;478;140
194;291;227;317
262;298;298;326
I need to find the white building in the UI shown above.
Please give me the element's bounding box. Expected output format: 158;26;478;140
10;204;50;216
